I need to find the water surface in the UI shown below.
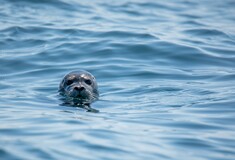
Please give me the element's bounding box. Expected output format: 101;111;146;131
1;0;235;160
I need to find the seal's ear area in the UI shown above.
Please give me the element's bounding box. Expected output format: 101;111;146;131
58;78;65;92
93;89;99;99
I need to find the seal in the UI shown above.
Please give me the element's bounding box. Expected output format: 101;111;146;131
59;70;99;108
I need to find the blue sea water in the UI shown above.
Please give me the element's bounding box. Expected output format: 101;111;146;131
1;0;235;159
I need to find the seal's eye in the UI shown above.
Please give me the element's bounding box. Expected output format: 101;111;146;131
66;79;73;85
84;79;92;85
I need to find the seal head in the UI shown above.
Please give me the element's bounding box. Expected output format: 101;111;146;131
59;70;99;105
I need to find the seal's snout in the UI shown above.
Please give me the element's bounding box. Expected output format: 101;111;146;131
73;86;86;98
74;86;85;92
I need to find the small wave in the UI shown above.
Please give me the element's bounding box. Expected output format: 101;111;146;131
95;30;157;40
182;28;232;39
5;0;80;11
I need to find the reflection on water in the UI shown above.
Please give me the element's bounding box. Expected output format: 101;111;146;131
0;0;235;160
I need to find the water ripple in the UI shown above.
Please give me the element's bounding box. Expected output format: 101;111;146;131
1;0;235;160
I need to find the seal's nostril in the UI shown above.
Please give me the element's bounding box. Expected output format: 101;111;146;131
74;86;85;91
